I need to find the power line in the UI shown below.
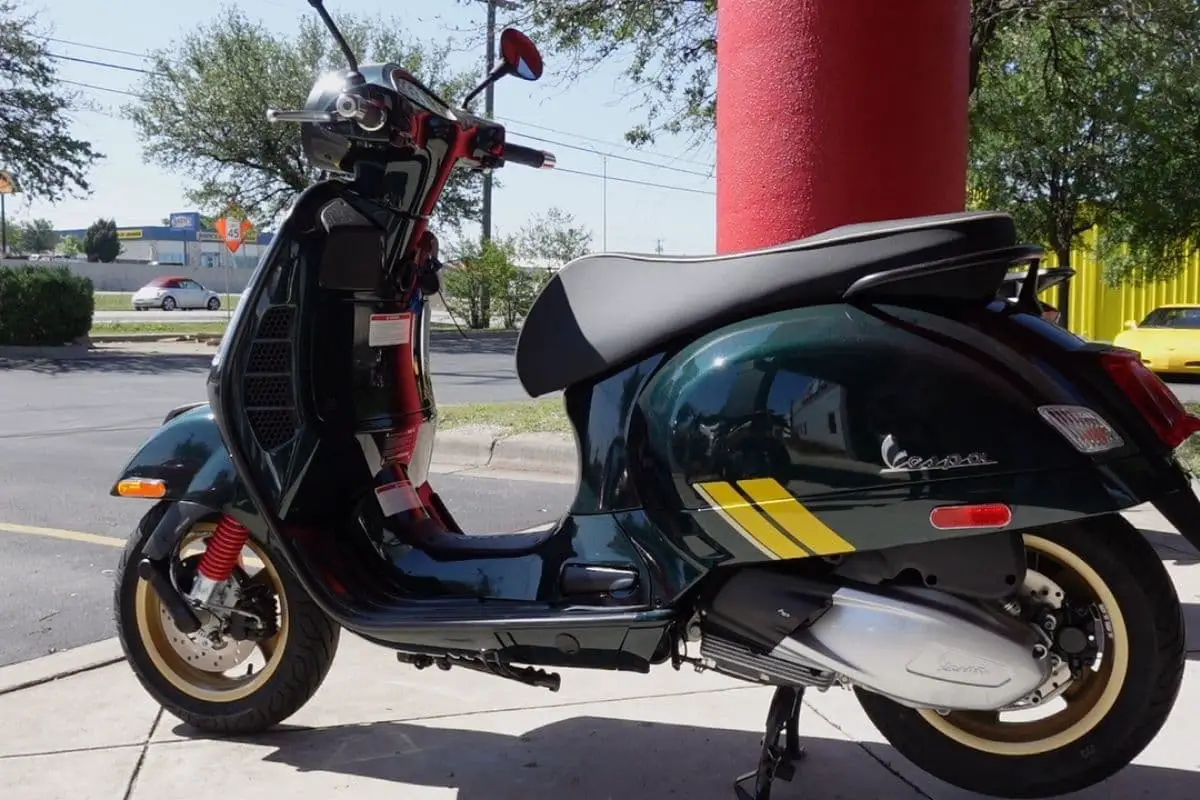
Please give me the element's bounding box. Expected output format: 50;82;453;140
47;38;713;174
496;114;713;168
48;52;159;76
57;80;717;197
60;79;139;97
556;166;714;196
504;128;713;178
44;37;154;61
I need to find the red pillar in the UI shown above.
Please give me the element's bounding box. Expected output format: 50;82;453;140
716;0;970;254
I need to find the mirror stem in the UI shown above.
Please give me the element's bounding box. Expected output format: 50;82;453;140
308;0;360;75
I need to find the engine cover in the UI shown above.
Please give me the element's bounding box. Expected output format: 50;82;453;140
701;569;1048;711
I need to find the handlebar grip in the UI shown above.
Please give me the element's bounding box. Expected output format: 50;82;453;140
504;143;557;170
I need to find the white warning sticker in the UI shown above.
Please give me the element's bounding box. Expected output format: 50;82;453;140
368;312;412;347
375;480;422;517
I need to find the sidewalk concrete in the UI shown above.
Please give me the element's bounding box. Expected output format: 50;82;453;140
1;503;1197;800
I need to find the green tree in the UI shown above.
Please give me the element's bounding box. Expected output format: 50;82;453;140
969;3;1200;286
518;207;592;271
443;236;520;329
127;6;481;228
509;0;1182;145
1097;11;1200;284
3;220;21;252
18;218;57;252
84;218;120;263
58;234;82;257
0;2;102;200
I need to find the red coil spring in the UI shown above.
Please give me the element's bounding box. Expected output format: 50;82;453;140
196;515;250;582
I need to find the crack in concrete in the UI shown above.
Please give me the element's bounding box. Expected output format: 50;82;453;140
0;656;125;697
122;707;163;800
803;699;936;800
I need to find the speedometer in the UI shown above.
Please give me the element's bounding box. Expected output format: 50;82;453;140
389;70;456;120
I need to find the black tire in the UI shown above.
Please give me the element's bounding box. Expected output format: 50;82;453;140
161;296;177;311
855;516;1184;798
206;297;221;311
113;502;340;735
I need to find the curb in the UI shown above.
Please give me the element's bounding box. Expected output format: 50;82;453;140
0;638;125;696
432;429;576;474
88;332;223;344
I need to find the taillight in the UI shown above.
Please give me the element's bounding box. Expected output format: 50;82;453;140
1099;349;1200;449
1038;405;1124;453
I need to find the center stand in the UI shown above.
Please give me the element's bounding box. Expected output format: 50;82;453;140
734;685;806;800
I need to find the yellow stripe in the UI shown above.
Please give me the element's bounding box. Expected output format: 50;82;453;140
694;481;809;559
737;478;856;556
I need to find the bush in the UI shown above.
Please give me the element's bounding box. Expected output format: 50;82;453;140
0;265;94;345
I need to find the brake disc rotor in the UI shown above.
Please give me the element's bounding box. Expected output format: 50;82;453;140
157;605;257;673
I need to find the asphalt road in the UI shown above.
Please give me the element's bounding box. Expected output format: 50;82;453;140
0;333;552;666
0;471;573;668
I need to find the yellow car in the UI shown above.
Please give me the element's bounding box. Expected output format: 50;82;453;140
1113;305;1200;374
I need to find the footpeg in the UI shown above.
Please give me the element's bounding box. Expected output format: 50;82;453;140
397;651;562;691
734;686;806;800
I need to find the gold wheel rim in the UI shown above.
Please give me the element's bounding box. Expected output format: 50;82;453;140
916;533;1129;756
134;523;289;703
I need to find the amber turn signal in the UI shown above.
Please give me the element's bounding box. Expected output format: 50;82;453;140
116;478;168;498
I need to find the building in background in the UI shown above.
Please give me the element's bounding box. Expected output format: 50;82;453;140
54;212;273;269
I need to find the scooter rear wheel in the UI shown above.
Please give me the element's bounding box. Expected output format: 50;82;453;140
113;502;340;734
855;516;1184;798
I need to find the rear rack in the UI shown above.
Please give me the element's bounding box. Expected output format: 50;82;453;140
843;244;1045;304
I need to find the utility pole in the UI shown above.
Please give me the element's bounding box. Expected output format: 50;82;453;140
478;0;517;329
480;0;518;245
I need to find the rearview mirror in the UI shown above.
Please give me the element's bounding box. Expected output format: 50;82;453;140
499;28;543;82
1124;320;1138;330
462;28;544;109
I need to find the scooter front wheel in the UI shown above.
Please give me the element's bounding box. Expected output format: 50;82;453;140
113;502;340;734
855;517;1184;798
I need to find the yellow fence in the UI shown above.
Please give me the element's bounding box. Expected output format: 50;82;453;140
1039;229;1200;342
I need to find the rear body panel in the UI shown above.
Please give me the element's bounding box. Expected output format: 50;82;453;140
630;302;1178;571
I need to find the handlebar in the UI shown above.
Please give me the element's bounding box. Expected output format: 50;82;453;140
504;143;557;170
267;109;334;124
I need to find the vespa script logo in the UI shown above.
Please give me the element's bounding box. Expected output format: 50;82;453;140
936;657;989;676
880;434;997;475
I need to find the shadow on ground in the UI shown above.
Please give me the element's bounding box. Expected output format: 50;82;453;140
174;714;1200;800
154;527;1200;795
1142;527;1200;566
0;353;214;376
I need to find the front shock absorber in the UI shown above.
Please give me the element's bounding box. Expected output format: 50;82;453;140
189;515;250;603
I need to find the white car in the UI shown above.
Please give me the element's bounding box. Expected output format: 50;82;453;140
131;276;222;311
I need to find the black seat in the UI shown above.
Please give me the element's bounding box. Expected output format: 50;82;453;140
514;211;1017;397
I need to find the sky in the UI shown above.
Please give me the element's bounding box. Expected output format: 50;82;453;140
24;0;717;254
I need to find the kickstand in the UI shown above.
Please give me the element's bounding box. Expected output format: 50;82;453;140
734;686;806;800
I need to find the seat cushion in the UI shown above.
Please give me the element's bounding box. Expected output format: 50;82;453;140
515;211;1016;397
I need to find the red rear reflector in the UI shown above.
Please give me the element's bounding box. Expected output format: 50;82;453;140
929;504;1013;530
1099;349;1200;449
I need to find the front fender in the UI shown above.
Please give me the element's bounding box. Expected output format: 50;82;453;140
112;402;246;510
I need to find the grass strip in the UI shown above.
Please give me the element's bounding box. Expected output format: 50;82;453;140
439;398;569;434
